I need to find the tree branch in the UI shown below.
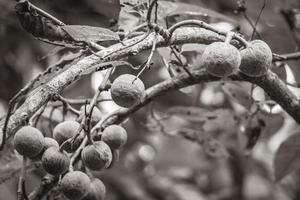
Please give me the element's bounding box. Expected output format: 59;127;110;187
100;69;300;128
0;27;228;143
1;26;300;147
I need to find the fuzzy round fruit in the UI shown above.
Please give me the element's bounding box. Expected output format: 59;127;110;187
82;179;106;200
78;106;102;125
81;141;112;170
14;126;45;158
239;40;272;77
42;147;70;175
44;137;59;149
53;121;82;153
61;171;91;200
111;74;145;108
201;42;241;77
101;125;127;149
30;137;60;161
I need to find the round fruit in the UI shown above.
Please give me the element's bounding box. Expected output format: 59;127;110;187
14;126;45;158
61;171;91;200
44;137;59;149
42;147;70;175
82;178;106;200
81;141;112;170
53;120;82;153
201;42;241;77
30;137;59;161
102;125;127;149
239;40;272;77
110;74;145;108
78;105;102;126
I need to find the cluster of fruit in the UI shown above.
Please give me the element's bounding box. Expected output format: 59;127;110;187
199;40;273;78
11;68;148;199
13;114;127;199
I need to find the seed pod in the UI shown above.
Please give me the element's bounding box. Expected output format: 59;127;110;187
14;126;45;158
201;42;241;77
102;125;127;149
42;147;70;175
53;120;82;153
82;178;106;200
81;141;112;170
61;171;91;200
77;105;102;126
239;40;272;77
111;74;145;108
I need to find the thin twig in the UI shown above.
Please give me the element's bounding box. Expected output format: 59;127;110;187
17;157;27;200
251;0;267;40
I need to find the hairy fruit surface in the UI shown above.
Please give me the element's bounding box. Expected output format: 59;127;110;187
44;137;59;149
81;141;112;170
61;171;91;200
14;126;45;157
111;74;145;108
53;120;82;152
239;40;272;77
101;125;127;149
201;42;241;77
42;147;70;175
82;178;106;200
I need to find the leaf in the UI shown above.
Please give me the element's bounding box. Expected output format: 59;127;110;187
158;1;239;28
166;107;239;133
61;25;120;45
221;82;252;109
176;128;228;158
274;133;300;181
166;106;209;122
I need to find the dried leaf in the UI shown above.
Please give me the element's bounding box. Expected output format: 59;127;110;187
61;25;120;45
274;133;300;181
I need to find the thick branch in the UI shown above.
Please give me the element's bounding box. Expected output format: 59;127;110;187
1;26;300;146
0;27;227;143
101;70;300;127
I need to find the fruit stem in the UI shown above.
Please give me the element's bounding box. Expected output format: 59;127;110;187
17;156;28;200
224;32;234;44
168;20;249;48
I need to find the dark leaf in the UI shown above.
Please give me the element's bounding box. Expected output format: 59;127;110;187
61;25;120;45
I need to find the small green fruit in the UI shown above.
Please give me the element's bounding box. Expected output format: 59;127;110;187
42;147;70;175
111;74;145;108
102;125;127;149
53;121;82;153
81;141;112;170
239;40;272;77
14;126;44;158
61;171;91;200
82;178;106;200
201;42;241;77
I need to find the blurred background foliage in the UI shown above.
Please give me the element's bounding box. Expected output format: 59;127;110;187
2;0;300;199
